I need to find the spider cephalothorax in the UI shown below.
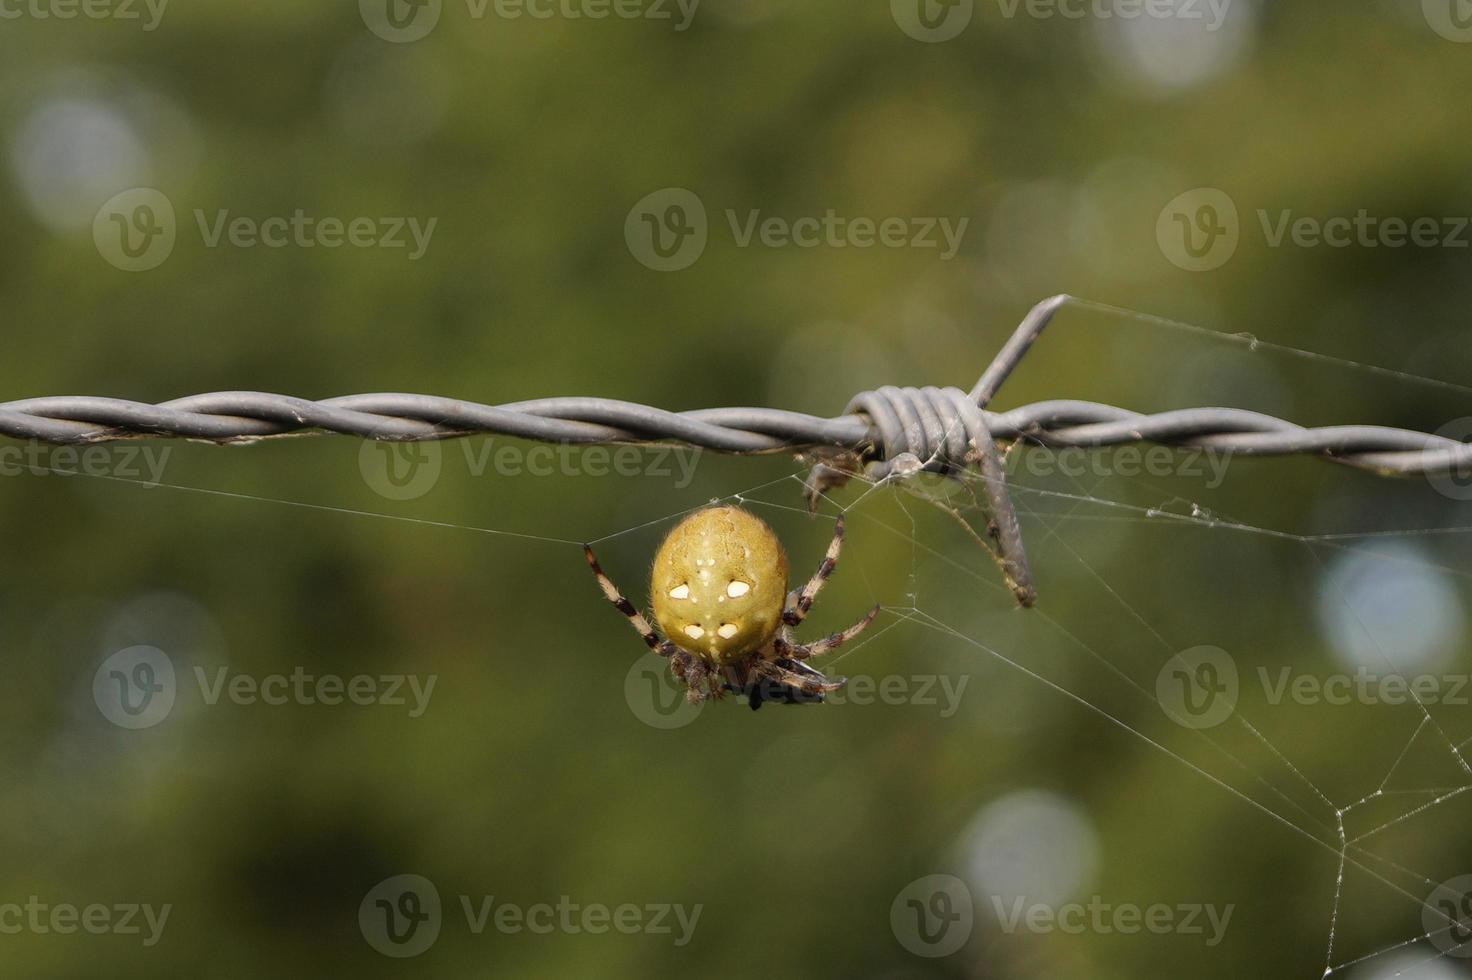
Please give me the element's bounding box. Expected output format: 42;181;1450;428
584;505;879;709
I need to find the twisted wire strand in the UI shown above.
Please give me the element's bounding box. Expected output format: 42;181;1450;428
0;391;1465;475
0;294;1465;477
8;295;1458;614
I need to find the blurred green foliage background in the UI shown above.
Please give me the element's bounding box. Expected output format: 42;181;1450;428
2;1;1472;977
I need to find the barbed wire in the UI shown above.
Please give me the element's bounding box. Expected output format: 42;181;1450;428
6;295;1466;607
2;296;1465;476
3;390;1469;471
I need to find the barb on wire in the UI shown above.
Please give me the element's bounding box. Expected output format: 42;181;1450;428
2;296;1468;605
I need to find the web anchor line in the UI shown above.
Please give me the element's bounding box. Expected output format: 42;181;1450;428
3;296;1468;606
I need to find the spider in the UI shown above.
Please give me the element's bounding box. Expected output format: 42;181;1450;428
583;505;880;710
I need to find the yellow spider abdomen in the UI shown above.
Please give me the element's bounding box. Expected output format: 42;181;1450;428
650;505;788;664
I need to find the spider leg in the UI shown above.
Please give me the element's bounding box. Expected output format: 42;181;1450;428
776;656;843;689
783;513;846;628
758;658;844;696
706;671;728;702
787;604;880;661
582;545;677;658
681;657;712;704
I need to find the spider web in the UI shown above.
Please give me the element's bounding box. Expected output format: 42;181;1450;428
735;297;1472;980
524;296;1470;978
34;299;1472;978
